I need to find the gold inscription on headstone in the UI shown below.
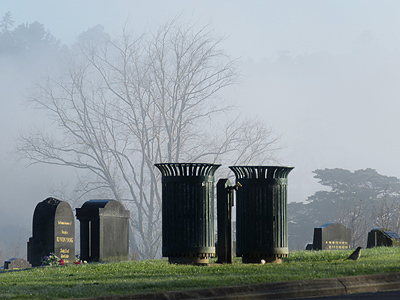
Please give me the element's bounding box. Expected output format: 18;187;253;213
56;219;74;263
56;237;74;243
58;221;72;226
326;240;350;250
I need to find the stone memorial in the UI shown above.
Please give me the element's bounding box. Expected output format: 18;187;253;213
27;198;75;267
311;222;351;250
4;258;32;270
76;199;130;262
367;228;400;248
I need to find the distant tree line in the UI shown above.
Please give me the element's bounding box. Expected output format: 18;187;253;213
0;12;60;57
288;168;400;250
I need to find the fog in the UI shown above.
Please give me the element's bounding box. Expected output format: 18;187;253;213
2;1;400;258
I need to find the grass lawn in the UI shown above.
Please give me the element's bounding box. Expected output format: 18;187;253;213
1;247;400;299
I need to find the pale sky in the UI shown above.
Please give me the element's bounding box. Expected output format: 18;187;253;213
5;1;400;59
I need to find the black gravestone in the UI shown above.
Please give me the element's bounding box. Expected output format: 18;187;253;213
76;199;130;262
367;228;400;248
312;222;351;250
27;198;75;267
4;258;32;270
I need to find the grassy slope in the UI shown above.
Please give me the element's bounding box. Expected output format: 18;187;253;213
1;247;400;299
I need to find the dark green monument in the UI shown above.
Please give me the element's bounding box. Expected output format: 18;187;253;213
230;166;294;263
155;163;220;264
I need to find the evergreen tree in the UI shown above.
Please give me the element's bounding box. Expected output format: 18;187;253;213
0;12;60;56
288;168;400;249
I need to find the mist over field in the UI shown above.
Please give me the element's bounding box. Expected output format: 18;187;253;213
1;0;400;260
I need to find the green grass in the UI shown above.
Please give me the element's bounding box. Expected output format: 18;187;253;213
1;247;400;299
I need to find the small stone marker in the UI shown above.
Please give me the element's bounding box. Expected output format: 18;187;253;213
4;258;32;270
367;228;400;248
312;222;351;250
305;244;313;250
27;198;75;267
76;199;130;262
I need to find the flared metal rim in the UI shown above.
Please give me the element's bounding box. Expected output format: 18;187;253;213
155;163;221;177
229;166;294;179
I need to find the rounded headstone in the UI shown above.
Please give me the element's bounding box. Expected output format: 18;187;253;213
27;198;75;266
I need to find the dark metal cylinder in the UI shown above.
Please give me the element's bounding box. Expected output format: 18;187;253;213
155;163;220;264
229;166;294;263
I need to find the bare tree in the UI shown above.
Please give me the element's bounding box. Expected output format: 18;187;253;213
338;195;400;247
336;198;368;248
17;19;280;259
370;196;400;234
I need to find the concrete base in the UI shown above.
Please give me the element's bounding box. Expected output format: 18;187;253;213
242;254;287;264
168;256;209;265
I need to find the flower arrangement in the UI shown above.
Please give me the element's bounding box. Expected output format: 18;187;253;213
41;253;64;266
41;253;87;266
74;255;87;265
